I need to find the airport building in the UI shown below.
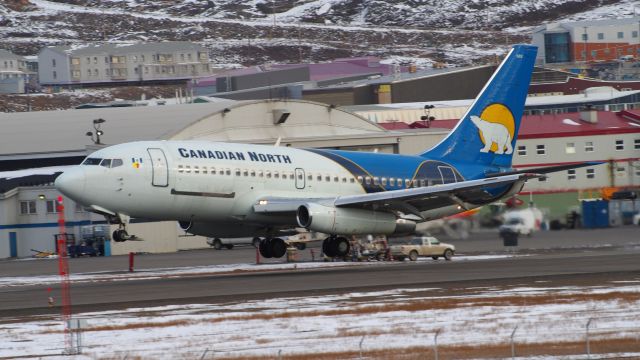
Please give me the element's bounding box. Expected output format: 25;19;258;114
532;18;640;64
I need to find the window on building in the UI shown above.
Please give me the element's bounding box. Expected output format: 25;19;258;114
565;142;576;154
538;176;547;182
52;59;56;67
633;31;639;38
634;138;640;150
72;70;80;78
581;33;588;41
597;33;604;40
591;50;597;58
586;168;595;179
585;141;594;152
536;144;546;155
87;69;91;76
71;57;80;65
46;200;60;214
94;69;99;76
20;200;36;215
52;71;57;79
567;169;576;180
516;145;526;155
617;32;624;39
615;139;624;151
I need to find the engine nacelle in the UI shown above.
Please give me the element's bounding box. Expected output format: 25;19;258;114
296;203;415;235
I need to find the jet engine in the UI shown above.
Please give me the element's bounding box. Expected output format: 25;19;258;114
296;203;415;235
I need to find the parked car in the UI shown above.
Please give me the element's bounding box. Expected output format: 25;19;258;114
206;237;261;250
390;236;455;261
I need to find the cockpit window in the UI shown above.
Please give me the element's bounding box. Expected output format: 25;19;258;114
111;159;123;168
82;157;102;165
100;159;112;168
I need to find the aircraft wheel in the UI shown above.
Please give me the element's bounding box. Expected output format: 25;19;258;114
112;229;128;242
259;238;273;258
334;237;350;257
270;238;287;258
322;237;335;257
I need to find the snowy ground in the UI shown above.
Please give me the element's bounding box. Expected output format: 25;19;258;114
1;280;639;359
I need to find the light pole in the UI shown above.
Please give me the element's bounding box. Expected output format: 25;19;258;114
86;118;106;145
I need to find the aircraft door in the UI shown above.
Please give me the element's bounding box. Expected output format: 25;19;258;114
147;148;169;187
295;168;305;189
438;166;457;184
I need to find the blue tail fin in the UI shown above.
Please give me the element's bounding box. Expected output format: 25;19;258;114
422;45;537;172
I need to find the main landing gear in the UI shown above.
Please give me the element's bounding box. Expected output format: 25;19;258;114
322;236;350;258
258;237;287;258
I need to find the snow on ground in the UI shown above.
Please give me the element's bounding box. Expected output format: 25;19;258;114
0;254;519;288
1;282;639;359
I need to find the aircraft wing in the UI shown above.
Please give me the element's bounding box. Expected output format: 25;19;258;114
486;161;603;177
253;173;540;217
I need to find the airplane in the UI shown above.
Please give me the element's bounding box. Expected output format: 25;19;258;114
55;44;599;260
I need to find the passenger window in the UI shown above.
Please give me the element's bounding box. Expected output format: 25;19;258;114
308;174;313;181
317;175;322;181
178;165;184;173
243;169;249;176
274;171;279;178
111;159;123;168
100;159;112;168
185;166;191;174
266;171;271;178
235;169;241;176
82;157;102;165
298;173;303;180
202;167;208;174
289;174;294;180
357;176;363;184
210;167;216;175
325;175;331;182
194;166;200;174
405;179;411;187
412;179;418;187
342;177;347;183
389;178;395;186
258;171;263;177
373;177;379;185
225;169;231;176
350;178;355;183
334;176;339;182
420;179;426;187
365;177;371;185
250;170;256;177
381;178;387;186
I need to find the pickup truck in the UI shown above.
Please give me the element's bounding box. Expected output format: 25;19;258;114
390;236;455;261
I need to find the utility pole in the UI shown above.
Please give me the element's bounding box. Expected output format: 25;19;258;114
56;196;74;354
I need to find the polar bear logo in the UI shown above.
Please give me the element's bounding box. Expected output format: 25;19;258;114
470;115;513;154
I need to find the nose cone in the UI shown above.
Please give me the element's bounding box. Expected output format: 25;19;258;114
55;167;86;202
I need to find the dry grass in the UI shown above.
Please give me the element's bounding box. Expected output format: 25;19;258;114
45;290;637;334
213;337;640;360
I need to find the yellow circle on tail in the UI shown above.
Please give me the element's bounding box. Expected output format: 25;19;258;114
477;103;515;153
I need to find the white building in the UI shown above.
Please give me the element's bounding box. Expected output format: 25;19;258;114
38;42;215;86
0;49;29;93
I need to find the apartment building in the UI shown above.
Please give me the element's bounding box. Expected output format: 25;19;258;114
38;41;214;86
0;49;29;93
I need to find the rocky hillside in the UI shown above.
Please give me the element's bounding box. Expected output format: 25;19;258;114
1;0;636;67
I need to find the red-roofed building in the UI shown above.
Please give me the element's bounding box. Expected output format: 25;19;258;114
381;110;640;196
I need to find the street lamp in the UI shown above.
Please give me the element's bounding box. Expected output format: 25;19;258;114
86;118;106;145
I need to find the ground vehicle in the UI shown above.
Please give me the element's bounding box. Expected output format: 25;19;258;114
206;237;261;250
498;207;543;236
390;236;455;261
634;213;640;226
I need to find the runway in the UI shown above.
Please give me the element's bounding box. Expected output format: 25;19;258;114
1;250;639;318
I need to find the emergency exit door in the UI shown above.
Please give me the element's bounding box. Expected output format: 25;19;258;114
295;168;305;189
147;148;169;187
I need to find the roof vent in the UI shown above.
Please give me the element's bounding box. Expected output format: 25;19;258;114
579;105;598;123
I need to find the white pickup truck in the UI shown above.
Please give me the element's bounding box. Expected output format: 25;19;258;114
390;236;455;261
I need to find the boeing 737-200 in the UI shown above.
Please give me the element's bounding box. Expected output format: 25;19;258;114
55;45;597;259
